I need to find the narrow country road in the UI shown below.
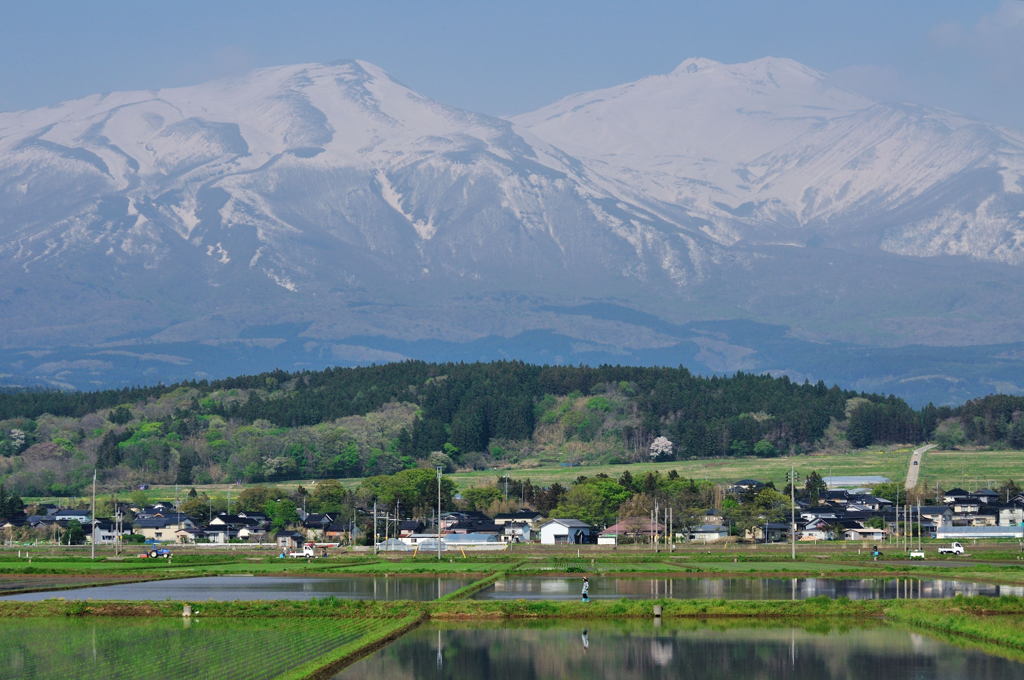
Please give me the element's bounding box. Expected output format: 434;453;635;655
905;443;936;490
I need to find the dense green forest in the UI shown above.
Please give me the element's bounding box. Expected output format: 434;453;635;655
0;361;1016;496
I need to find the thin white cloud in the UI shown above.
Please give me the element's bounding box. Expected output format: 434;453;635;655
930;1;1024;69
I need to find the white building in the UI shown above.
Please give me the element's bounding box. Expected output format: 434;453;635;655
684;525;729;543
538;519;593;545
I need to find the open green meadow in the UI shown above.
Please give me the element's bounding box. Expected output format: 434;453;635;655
149;448;1021;499
25;447;1022;508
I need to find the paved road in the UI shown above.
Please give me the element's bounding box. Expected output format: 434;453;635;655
905;443;936;490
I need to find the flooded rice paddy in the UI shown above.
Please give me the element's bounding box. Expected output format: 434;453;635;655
333;620;1024;680
0;575;475;601
3;574;1017;602
472;576;1021;600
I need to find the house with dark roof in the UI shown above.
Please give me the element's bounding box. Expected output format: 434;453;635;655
749;522;790;543
440;511;490;530
728;479;765;495
133;516;195;542
918;506;953;528
685;524;729;543
275;530;305;550
84;518;132;545
493;511;545;528
324;521;354;543
539;518;593;544
941;488;971;503
823;490;850;505
501;522;532;543
447;520;502;535
972;489;1000;504
174;527;207;543
398;520;425;537
52;508;91;523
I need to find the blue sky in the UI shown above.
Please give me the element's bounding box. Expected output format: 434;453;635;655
2;1;1022;128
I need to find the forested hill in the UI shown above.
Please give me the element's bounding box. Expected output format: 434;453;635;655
0;360;998;496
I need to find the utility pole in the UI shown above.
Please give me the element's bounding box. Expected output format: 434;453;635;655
917;499;922;550
436;467;443;561
373;500;378;554
788;464;798;561
90;470;97;560
895;487;900;550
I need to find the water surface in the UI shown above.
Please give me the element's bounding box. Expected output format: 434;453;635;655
333;620;1024;679
472;576;1018;600
0;575;474;601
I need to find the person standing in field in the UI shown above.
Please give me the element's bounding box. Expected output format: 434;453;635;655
581;576;590;602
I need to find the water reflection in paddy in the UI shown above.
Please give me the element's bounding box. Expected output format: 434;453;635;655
333;620;1024;680
472;576;1020;600
0;575;475;601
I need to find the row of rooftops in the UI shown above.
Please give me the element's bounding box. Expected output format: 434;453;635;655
732;479;1024;506
8;484;1021;538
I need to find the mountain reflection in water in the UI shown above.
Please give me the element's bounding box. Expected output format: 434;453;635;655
472;577;1019;600
334;621;1024;680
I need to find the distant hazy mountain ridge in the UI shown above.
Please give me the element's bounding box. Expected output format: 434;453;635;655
1;57;1023;402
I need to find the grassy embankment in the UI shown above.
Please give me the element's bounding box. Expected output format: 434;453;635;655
3;594;1022;620
5;547;1024;580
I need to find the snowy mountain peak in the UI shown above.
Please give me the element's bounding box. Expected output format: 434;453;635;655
669;56;826;85
671;57;720;74
2;56;1024;398
516;55;1024;261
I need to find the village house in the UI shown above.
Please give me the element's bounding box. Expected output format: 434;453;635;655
842;527;887;541
493;511;545;528
728;479;765;495
799;518;835;541
749;522;790;543
941;488;971;504
275;530;305;551
684;524;729;543
174;527;207;543
600;517;665;545
501;522;532;543
132;516;196;542
999;504;1024;527
52;508;91;523
84;518;131;544
539;518;594;544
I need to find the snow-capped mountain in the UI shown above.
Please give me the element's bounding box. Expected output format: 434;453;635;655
516;57;1024;262
2;57;1024;402
0;60;717;349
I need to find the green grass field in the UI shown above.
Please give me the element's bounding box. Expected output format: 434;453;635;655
96;448;916;504
0;615;417;680
25;447;1021;508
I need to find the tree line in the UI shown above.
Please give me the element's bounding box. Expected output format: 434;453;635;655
1;360;1010;496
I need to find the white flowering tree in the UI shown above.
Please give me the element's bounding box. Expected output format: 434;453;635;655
649;436;673;459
